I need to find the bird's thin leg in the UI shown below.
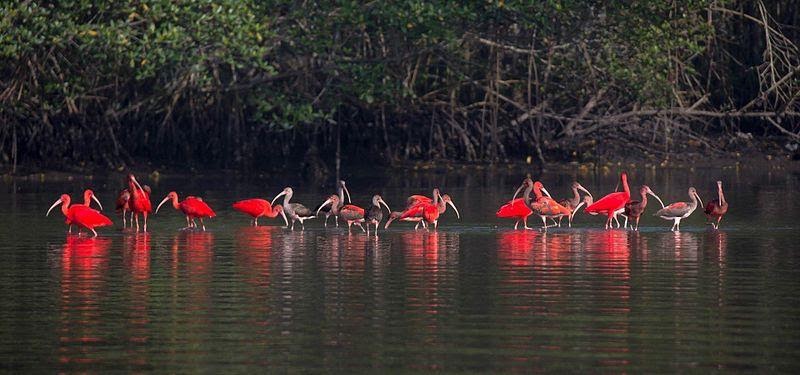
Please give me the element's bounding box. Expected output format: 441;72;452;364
568;215;572;228
122;210;127;228
717;217;722;229
524;217;532;230
290;221;295;231
357;222;365;232
324;215;329;228
135;214;140;232
541;216;548;231
335;216;339;228
185;216;191;229
514;220;519;230
143;213;148;232
254;217;259;226
91;228;98;237
200;218;206;231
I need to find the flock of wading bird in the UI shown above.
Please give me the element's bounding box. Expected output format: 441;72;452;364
45;172;729;237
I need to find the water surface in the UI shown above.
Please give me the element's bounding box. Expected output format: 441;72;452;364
1;166;799;372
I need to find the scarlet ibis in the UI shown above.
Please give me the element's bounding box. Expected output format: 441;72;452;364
654;187;703;231
556;182;593;228
522;180;571;231
364;195;391;236
127;174;152;232
156;192;216;231
116;185;151;228
46;194;112;237
497;179;533;229
397;190;460;230
623;185;665;231
271;187;316;230
704;181;729;229
47;190;104;233
384;189;438;230
315;180;350;227
585;172;631;229
232;198;289;227
316;194;366;232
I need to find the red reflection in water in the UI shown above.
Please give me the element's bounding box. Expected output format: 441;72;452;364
496;230;538;267
58;235;112;365
235;226;277;287
122;233;151;362
171;231;214;278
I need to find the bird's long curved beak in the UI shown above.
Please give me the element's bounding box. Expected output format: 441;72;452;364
541;187;552;198
316;198;333;216
131;177;146;196
695;192;703;209
155;196;170;214
271;191;286;206
379;199;391;213
648;191;666;209
46;199;63;217
577;184;593;199
447;200;460;219
511;184;524;201
571;201;585;220
279;209;289;227
91;194;104;211
614;181;620;192
343;186;352;204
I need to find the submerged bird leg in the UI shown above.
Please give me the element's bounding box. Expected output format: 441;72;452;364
91;228;98;237
514;220;519;230
200;218;206;231
143;213;148;232
335;216;339;227
135;214;140;232
524;217;532;230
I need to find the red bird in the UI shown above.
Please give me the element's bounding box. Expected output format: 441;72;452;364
704;180;729;229
127;174;152;232
523;180;571;231
497;179;533;229
47;189;104;233
397;191;460;230
317;195;366;232
585;172;631;229
232;198;289;227
156;192;216;231
116;185;151;228
384;189;438;230
46;193;112;237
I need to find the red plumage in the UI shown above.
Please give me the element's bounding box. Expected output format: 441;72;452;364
71;205;113;230
232;199;272;217
496;198;532;219
180;197;216;218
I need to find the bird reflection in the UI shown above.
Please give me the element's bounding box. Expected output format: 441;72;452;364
497;230;538;267
122;233;151;363
235;226;278;288
58;236;112;366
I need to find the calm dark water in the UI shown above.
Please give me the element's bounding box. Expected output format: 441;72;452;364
1;166;800;372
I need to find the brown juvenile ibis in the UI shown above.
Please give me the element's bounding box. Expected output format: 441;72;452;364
364;195;391;236
316;194;366;232
272;187;316;230
704;181;729;229
623;185;665;231
517;180;571;231
556;181;593;228
316;180;350;227
654;187;702;231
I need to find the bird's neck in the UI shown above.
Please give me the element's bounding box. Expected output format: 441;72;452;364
572;187;580;201
718;186;726;205
171;196;181;209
